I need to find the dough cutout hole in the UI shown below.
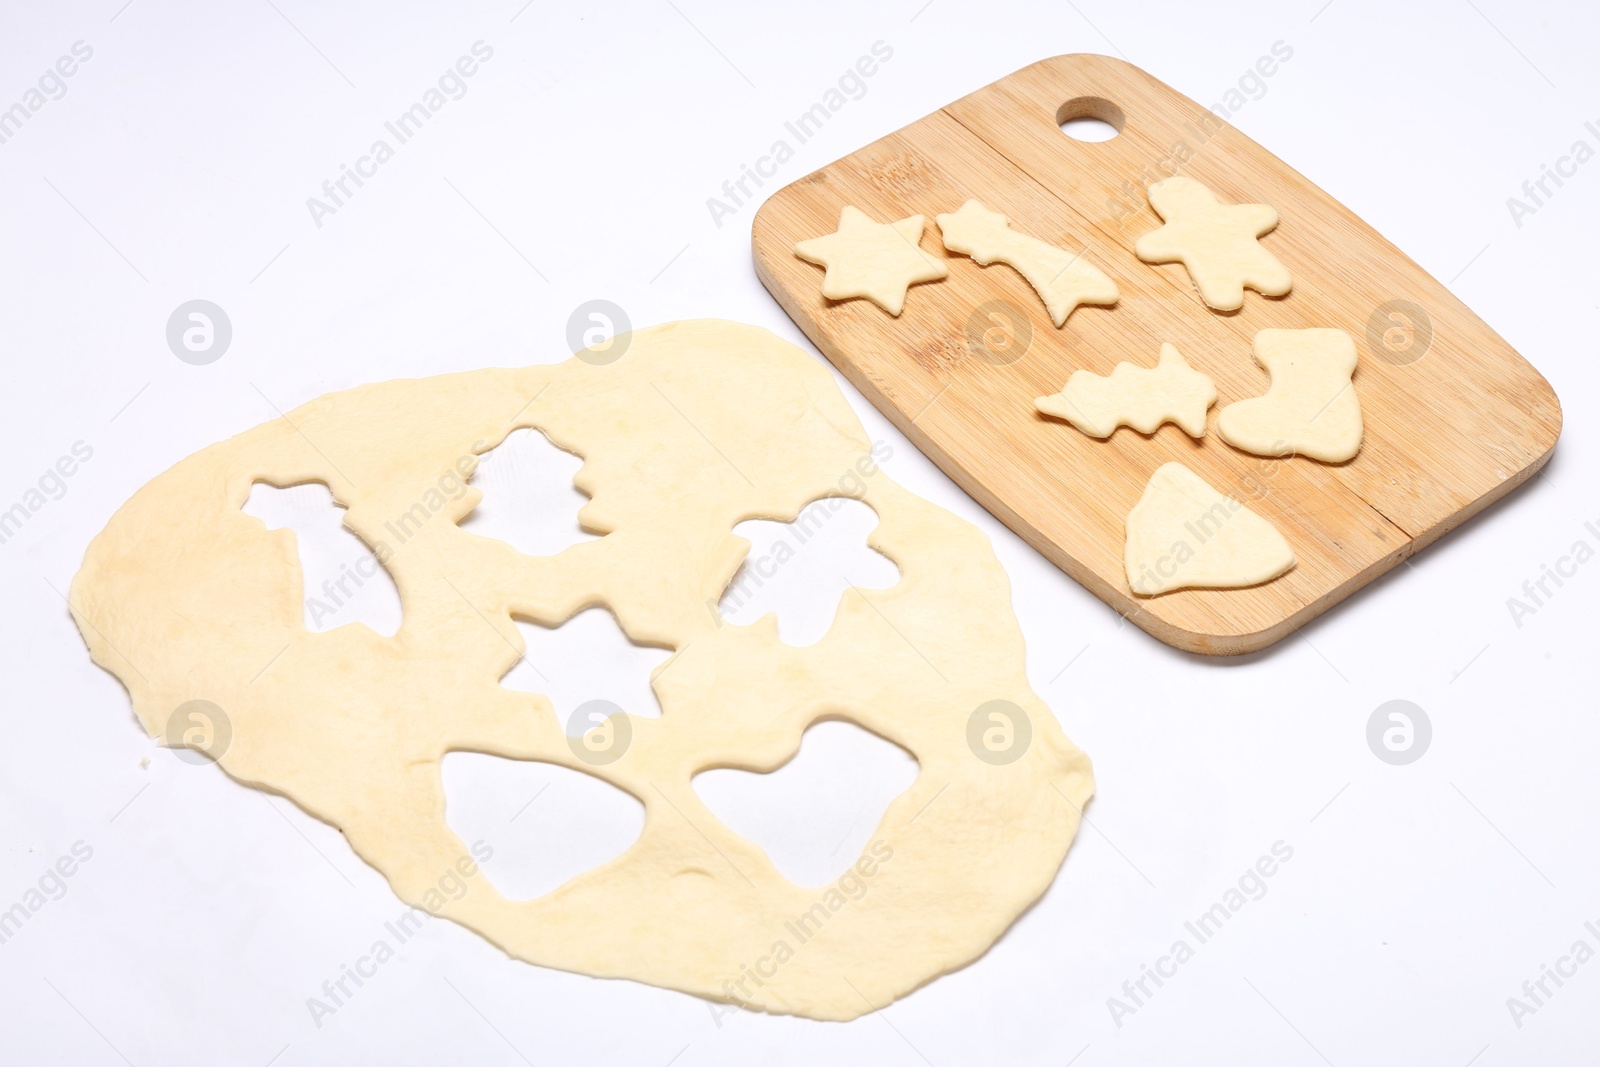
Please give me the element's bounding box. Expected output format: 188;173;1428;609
242;481;402;636
459;427;598;557
441;753;644;901
693;719;919;888
502;607;672;722
717;497;899;647
1057;96;1123;142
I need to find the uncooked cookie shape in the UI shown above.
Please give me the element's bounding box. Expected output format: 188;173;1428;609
1036;342;1216;438
936;199;1118;326
794;205;949;315
1125;462;1296;596
1217;328;1363;463
1135;177;1291;310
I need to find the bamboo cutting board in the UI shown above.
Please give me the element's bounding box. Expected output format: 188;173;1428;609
752;53;1561;655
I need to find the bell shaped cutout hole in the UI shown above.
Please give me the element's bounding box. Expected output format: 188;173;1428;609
442;753;644;901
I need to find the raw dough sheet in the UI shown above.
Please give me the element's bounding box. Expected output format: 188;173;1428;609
70;320;1094;1021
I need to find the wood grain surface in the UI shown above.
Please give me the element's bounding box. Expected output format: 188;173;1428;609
752;53;1561;655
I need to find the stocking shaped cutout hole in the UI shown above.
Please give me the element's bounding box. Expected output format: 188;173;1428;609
442;753;644;900
717;497;899;647
242;481;402;636
693;719;918;887
459;427;598;557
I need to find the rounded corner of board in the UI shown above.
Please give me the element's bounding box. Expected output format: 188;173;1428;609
1533;384;1564;458
1134;607;1299;658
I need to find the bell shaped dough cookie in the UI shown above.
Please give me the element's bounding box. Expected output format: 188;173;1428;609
1135;177;1291;310
794;205;948;315
1217;328;1363;463
1036;342;1216;438
935;199;1118;326
1125;462;1296;596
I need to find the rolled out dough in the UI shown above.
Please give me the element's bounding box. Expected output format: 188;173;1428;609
69;320;1093;1021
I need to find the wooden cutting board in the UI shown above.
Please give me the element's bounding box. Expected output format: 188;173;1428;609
752;53;1561;655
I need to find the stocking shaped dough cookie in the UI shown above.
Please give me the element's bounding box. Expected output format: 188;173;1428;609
1135;177;1291;310
1125;463;1296;595
1218;328;1363;463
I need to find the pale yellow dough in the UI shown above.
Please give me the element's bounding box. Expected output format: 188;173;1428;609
1035;342;1216;438
1217;328;1363;463
70;320;1093;1021
1134;177;1291;310
934;199;1119;326
794;206;948;315
1125;462;1295;596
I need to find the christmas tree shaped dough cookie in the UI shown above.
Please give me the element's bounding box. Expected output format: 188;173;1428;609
1135;177;1291;310
1217;328;1363;463
1036;342;1216;438
1125;463;1295;596
794;206;948;315
935;199;1118;326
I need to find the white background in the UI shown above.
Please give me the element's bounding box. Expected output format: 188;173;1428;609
2;1;1597;1064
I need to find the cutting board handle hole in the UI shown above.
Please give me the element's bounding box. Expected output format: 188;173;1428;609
1057;96;1123;141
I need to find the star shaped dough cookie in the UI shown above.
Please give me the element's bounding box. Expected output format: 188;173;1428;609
1134;177;1292;311
794;206;949;316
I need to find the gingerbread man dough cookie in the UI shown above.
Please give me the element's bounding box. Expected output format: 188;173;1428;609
1135;177;1292;310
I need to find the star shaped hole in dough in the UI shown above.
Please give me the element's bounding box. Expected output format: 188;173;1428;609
794;206;949;316
1134;177;1292;311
